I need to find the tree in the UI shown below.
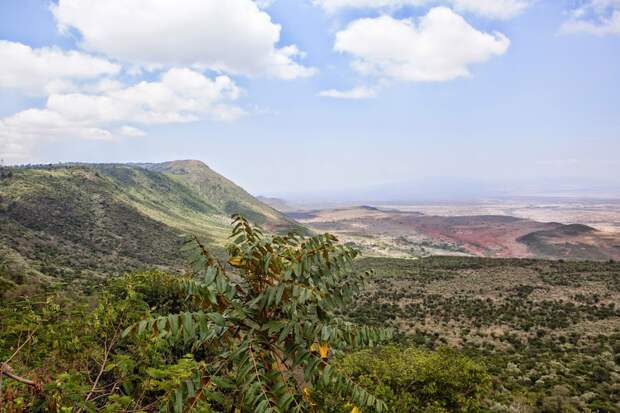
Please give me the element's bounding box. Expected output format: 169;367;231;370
125;215;392;412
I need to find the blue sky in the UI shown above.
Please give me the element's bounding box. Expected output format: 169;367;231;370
0;0;619;197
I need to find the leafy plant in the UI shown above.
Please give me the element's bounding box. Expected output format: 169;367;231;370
125;215;392;412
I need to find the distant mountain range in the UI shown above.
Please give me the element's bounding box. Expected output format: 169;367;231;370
256;196;296;212
0;160;305;293
272;176;620;205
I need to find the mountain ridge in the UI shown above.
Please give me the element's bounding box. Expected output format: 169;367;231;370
0;160;307;295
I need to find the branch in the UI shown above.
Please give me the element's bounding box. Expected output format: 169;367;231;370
4;328;37;365
0;363;38;389
84;327;120;403
1;329;40;392
247;345;275;410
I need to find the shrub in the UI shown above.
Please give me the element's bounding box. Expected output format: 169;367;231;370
125;215;393;412
314;345;491;412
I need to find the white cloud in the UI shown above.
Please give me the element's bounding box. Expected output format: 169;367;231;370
45;68;243;124
318;85;378;99
1;109;113;140
333;8;510;82
314;0;532;19
561;1;620;35
52;0;316;79
0;68;243;163
0;40;120;96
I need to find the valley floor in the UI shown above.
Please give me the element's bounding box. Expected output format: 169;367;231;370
289;203;620;261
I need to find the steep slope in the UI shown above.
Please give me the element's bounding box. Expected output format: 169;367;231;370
0;161;307;289
139;160;306;234
0;166;185;290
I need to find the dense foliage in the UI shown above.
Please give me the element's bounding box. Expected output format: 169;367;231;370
314;346;490;412
1;216;413;412
349;257;620;412
10;217;590;412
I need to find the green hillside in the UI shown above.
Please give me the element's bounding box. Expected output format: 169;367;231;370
139;160;303;233
0;161;306;292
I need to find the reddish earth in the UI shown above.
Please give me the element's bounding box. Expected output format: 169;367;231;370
399;215;559;258
292;206;620;260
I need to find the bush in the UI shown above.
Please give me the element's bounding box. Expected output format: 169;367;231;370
314;345;491;412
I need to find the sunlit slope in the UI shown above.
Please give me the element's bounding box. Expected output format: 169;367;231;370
140;160;305;234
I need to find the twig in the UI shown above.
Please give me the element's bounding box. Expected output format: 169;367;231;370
0;364;38;388
88;381;120;402
0;327;40;407
4;328;37;366
84;328;119;403
247;344;275;410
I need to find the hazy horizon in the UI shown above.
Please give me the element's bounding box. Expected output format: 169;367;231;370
258;174;620;203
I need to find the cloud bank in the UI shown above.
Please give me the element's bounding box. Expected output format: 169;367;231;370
0;68;243;162
0;40;120;96
0;0;320;162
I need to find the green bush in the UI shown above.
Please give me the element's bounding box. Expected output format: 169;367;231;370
315;345;491;412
